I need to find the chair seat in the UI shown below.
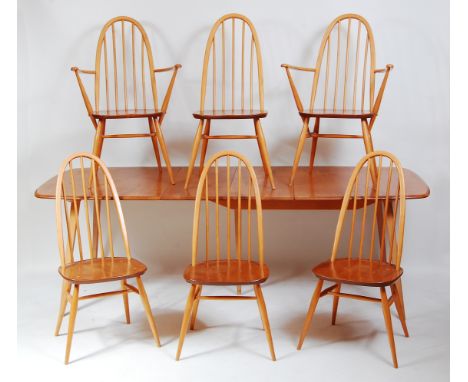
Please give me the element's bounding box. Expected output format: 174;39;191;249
59;257;147;284
92;109;163;119
193;109;267;120
299;108;374;119
312;258;403;287
183;260;269;285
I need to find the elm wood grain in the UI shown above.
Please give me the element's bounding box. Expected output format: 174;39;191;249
176;151;276;361
92;109;163;119
312;258;403;287
193;109;267;120
299;109;374;119
183;260;269;285
54;153;161;364
59;257;147;284
71;16;180;184
297;152;409;368
34;166;430;207
185;14;275;189
283;14;394;184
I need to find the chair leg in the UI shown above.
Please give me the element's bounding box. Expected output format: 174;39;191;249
91;119;105;157
148;117;162;169
380;287;398;368
190;285;202;330
198;120;211;174
254;119;276;189
254;285;276;361
185;120;204;189
395;278;407;322
309;118;320;173
297;279;323;350
55;280;70;336
121;280;131;324
176;284;197;360
391;283;409;337
64;284;79;365
136;276;161;347
153;118;175;185
361;118;377;179
331;283;341;325
289;118;310;186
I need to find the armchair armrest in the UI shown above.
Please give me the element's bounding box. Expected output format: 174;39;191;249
153;64;182;73
281;64;316;112
281;64;316;73
153;64;182;122
71;66;96;127
370;64;394;130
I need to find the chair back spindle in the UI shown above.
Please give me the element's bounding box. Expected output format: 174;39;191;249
55;153;132;270
310;14;376;113
331;151;406;269
199;14;264;113
94;16;158;113
191;151;264;269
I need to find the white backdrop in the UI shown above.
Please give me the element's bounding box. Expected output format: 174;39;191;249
17;0;449;379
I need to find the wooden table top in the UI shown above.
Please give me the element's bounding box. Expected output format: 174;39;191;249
35;166;430;210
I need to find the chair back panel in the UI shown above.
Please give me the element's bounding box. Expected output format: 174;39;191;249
331;151;406;269
94;16;158;112
191;151;264;267
199;14;264;113
55;153;131;269
310;14;376;113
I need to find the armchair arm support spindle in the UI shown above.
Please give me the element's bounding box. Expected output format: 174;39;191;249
154;64;182;123
281;64;316;113
370;64;393;130
71;66;97;128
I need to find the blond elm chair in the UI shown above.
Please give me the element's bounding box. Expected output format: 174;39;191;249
176;151;276;361
184;14;276;190
54;152;160;364
282;14;393;185
72;16;181;184
297;151;409;368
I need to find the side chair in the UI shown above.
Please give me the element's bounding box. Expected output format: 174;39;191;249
176;150;276;361
297;151;409;368
54;152;160;364
184;14;276;190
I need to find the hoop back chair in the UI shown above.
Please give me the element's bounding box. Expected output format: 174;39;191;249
176;151;276;361
72;16;181;184
297;151;408;368
283;14;393;185
55;152;160;364
184;14;276;190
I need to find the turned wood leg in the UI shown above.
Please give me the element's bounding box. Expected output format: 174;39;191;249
391;282;409;337
380;287;398;368
154;118;175;185
254;119;276;189
297;279;323;350
136;276;161;347
309;118;320;173
254;285;276;361
185;121;204;190
64;284;79;365
331;282;341;325
176;284;197;360
290;118;310;186
190;285;202;330
148;117;162;169
54;279;71;336
199;120;211;174
121;280;131;324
